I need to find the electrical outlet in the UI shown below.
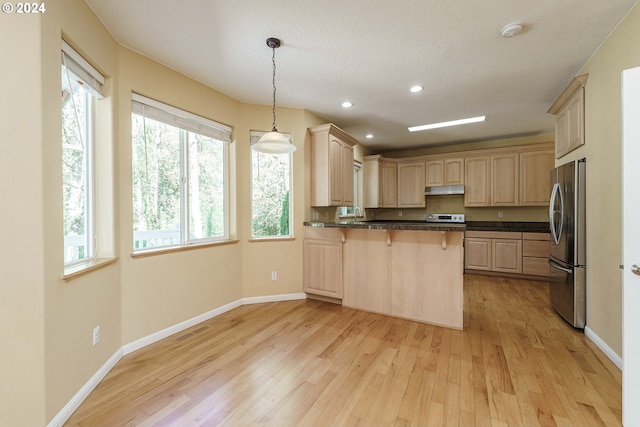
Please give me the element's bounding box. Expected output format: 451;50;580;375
399;211;403;217
312;212;319;220
92;326;100;346
271;271;278;281
498;211;504;218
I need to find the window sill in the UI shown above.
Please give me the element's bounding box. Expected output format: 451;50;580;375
131;239;239;259
248;237;296;243
63;257;119;281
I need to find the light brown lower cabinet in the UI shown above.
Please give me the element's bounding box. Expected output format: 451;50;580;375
522;232;551;276
303;227;343;299
465;230;551;278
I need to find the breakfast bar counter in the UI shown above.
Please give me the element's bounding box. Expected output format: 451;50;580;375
303;222;464;329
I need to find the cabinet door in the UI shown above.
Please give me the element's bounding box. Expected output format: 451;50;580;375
444;158;464;185
342;143;354;206
520;150;554;206
464;238;492;270
555;107;569;159
303;238;343;298
329;136;343;205
425;160;444;186
464;156;490;207
566;88;585;153
492;239;522;273
397;160;426;207
491;153;519;206
381;160;397;207
363;156;381;208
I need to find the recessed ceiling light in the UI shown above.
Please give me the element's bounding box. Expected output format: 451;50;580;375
341;101;353;108
365;134;374;139
410;85;423;93
408;115;486;132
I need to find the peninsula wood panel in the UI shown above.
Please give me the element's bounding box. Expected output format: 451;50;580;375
342;229;391;314
390;230;463;329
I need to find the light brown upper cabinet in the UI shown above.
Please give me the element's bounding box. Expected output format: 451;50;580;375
465;144;553;207
491;153;519;206
519;147;554;206
548;74;588;159
425;157;464;186
363;155;397;208
397;160;426;208
464;156;491;207
309;123;358;207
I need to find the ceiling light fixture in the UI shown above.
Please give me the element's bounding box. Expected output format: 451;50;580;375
252;37;296;153
500;22;523;38
408;115;486;132
341;101;353;108
410;85;424;93
366;134;374;139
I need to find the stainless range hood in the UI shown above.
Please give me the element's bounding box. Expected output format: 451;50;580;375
424;185;465;195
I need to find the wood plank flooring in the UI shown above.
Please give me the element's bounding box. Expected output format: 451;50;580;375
64;275;622;426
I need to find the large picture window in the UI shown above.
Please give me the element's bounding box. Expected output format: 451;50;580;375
250;131;293;238
61;41;104;265
131;94;231;251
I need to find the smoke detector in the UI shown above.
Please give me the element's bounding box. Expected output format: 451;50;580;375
501;22;523;38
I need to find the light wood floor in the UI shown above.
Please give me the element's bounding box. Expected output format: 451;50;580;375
65;275;622;426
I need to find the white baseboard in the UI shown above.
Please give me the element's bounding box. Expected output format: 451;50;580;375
122;299;243;355
49;292;308;426
585;325;623;371
47;349;122;427
243;292;307;305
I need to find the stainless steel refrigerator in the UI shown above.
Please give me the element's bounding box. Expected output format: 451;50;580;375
548;158;586;328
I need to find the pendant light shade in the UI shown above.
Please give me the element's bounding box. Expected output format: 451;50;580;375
253;37;297;154
253;131;296;153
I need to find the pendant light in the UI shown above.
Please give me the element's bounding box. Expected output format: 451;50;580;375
252;37;296;153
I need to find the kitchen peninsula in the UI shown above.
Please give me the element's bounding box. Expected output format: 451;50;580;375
303;221;465;329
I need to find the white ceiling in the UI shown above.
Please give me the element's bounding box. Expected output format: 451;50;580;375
85;0;638;152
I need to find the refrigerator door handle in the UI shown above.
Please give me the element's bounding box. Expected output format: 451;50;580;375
549;182;563;245
549;259;573;274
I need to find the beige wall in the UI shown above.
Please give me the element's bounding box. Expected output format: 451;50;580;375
564;2;640;356
0;13;47;427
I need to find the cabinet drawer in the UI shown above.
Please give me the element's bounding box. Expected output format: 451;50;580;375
523;257;551;276
523;232;550;241
465;231;522;239
305;227;343;241
523;240;550;258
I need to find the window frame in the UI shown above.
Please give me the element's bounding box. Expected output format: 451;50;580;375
61;42;103;267
131;94;232;253
249;130;294;240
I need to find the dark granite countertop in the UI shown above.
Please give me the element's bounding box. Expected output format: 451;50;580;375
304;220;466;232
465;221;550;233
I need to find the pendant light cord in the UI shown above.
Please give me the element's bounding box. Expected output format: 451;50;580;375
271;45;277;132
